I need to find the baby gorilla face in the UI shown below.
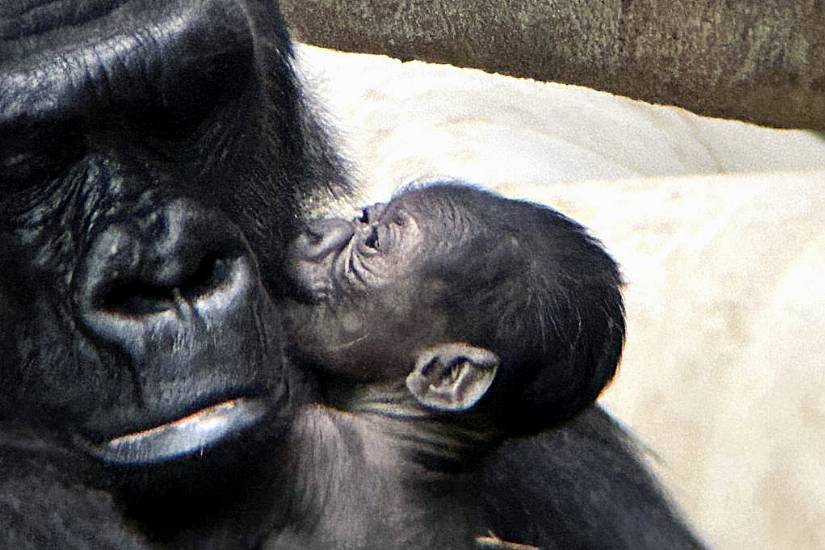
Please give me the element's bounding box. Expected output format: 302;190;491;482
285;195;453;380
287;183;625;423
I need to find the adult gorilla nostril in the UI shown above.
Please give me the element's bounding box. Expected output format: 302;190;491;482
102;281;176;317
99;253;235;317
179;253;233;302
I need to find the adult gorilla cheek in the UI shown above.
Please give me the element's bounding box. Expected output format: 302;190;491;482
90;398;271;466
71;200;290;466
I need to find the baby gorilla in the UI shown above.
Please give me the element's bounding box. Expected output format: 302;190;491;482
275;183;626;549
286;183;625;433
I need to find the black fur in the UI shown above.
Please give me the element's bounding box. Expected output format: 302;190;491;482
402;184;626;428
285;183;625;427
0;1;703;548
480;407;703;549
275;183;700;549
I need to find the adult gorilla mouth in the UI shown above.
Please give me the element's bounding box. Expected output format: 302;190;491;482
84;397;269;465
65;198;289;468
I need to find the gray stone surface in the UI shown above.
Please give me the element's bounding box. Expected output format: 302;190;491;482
281;0;825;129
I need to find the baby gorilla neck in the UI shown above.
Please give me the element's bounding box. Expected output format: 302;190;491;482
271;395;496;549
324;377;503;471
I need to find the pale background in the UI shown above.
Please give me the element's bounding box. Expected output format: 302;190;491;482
296;45;825;550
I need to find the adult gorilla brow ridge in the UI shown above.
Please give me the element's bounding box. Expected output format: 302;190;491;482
0;2;705;549
0;0;253;132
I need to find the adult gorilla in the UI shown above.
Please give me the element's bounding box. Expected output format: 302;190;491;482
0;1;701;549
1;0;344;547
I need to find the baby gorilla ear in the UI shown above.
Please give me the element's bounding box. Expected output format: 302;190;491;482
406;343;499;412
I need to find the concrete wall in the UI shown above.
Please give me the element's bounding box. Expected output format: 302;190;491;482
282;0;825;130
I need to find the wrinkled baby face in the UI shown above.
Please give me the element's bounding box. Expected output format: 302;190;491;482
0;0;314;466
285;193;457;380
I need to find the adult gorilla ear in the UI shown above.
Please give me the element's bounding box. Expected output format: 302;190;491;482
406;343;499;412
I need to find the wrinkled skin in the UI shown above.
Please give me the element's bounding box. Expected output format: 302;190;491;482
285;184;626;424
286;195;446;381
1;2;703;549
276;184;703;549
1;0;343;547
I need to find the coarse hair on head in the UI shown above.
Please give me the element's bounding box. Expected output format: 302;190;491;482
401;182;625;431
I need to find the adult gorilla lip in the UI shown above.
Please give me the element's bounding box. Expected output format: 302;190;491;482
84;397;268;465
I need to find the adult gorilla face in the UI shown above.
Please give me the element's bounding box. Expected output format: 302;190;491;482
0;0;340;465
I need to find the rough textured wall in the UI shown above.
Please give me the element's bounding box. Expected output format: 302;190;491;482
281;0;825;130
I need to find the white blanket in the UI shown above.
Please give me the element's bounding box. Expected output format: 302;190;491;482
297;44;825;550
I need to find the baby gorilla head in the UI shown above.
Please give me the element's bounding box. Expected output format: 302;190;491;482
286;183;625;429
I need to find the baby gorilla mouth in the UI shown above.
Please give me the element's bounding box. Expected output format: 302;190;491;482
85;397;268;465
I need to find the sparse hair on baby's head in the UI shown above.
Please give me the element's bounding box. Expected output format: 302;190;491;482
402;183;625;430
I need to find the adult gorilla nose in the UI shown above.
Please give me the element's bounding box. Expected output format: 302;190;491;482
75;200;253;345
72;199;284;457
294;219;355;261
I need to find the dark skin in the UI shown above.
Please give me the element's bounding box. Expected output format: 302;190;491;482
0;1;343;548
286;184;626;424
279;184;629;548
276;187;503;548
286;195;448;382
2;3;702;549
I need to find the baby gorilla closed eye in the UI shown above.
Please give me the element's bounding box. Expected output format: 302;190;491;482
285;182;625;432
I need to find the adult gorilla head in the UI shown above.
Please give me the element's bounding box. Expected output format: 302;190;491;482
0;0;342;467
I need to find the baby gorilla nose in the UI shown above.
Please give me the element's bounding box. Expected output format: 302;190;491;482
294;218;355;261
